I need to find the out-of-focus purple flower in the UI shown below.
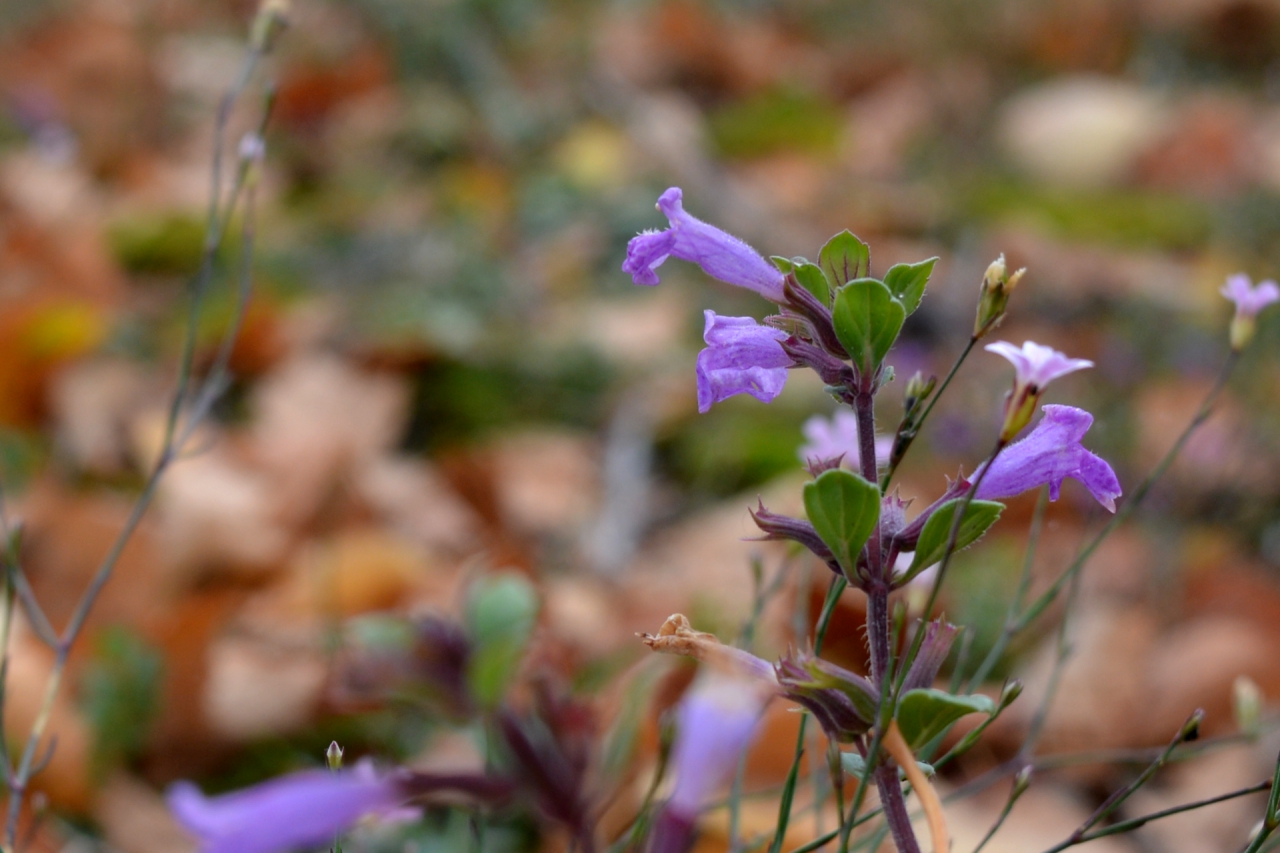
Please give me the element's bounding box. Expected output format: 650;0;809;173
798;410;892;470
168;762;406;853
1222;273;1280;318
985;340;1093;440
648;672;769;853
1221;273;1280;350
973;405;1121;512
696;311;791;412
623;188;786;302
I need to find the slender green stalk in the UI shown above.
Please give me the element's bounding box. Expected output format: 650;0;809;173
965;488;1048;691
881;336;978;491
1062;778;1270;846
1241;758;1280;853
766;576;847;853
1039;711;1204;853
973;772;1030;853
1015;352;1239;636
1;42;276;848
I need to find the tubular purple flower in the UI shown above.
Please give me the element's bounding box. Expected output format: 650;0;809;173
985;340;1093;440
696;311;791;412
973;405;1121;512
168;762;406;853
623;187;787;302
1221;272;1280;350
798;410;892;470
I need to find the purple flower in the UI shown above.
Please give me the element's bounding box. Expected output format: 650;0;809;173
985;340;1093;440
668;674;767;818
168;763;406;853
985;340;1093;390
696;311;791;413
1222;272;1280;318
646;673;769;853
973;405;1121;512
798;410;892;470
1221;273;1280;349
623;188;786;302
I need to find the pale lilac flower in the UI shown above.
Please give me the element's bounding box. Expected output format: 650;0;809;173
696;311;791;413
973;405;1121;512
168;762;406;853
798;410;892;470
1222;273;1280;318
1221;273;1280;349
985;340;1093;390
623;187;786;302
985;340;1093;440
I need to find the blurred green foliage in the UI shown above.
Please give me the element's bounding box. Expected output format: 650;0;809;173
709;89;843;160
962;180;1215;250
79;625;163;778
107;214;207;277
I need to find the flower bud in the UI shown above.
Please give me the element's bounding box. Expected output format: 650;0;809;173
1234;675;1262;736
973;254;1025;340
250;0;290;51
774;652;879;743
904;371;936;411
326;741;344;771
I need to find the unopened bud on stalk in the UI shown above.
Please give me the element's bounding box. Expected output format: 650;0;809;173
1012;764;1033;796
1000;679;1024;708
1234;676;1262;736
326;741;344;771
250;0;291;51
903;371;936;411
973;254;1025;340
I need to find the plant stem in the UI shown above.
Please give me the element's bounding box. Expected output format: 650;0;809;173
1014;352;1239;636
882;336;977;492
766;576;847;853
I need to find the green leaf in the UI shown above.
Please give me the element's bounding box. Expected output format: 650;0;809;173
770;256;796;273
883;257;938;315
819;231;870;287
904;499;1004;580
793;261;830;305
803;469;880;573
466;574;539;707
841;751;934;780
832;278;905;374
896;688;995;751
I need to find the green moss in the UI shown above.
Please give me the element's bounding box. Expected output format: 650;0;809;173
709;89;843;160
108;213;208;276
961;180;1215;251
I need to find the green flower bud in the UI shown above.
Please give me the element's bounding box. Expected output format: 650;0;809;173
974;254;1025;340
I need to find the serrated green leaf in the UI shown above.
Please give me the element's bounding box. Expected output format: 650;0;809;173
803;469;880;573
904;499;1004;580
794;261;830;304
832;278;905;374
819;231;870;287
896;688;995;751
883;257;937;315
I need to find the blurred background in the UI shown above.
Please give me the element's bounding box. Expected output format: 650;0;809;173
4;0;1280;850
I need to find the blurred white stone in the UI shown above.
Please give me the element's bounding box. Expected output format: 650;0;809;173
203;634;327;740
998;76;1170;188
